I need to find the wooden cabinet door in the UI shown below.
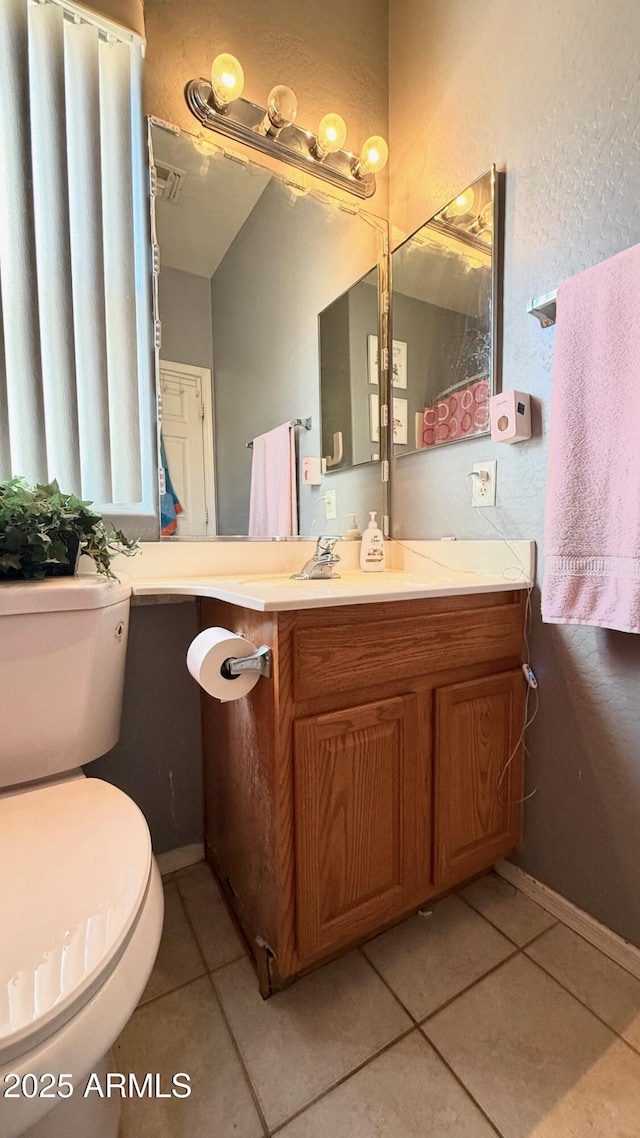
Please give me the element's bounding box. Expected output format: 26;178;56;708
434;670;525;886
294;694;427;962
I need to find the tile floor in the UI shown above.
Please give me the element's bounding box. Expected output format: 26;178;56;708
114;863;640;1137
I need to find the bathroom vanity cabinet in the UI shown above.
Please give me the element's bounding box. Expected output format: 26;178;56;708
199;590;526;996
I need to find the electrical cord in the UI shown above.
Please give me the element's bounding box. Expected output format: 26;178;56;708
476;511;540;805
390;523;539;806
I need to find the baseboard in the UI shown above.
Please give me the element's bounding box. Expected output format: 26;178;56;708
495;860;640;981
156;842;204;877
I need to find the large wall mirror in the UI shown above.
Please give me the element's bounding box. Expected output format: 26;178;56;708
150;121;387;540
390;166;502;456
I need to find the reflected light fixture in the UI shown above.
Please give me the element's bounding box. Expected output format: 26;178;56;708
353;135;389;178
192;134;218;156
185;56;387;199
447;186;475;217
260;85;299;136
312;113;347;159
209;53;245;111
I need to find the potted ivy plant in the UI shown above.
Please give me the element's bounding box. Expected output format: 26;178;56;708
0;478;139;581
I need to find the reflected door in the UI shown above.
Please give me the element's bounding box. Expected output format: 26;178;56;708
159;360;216;537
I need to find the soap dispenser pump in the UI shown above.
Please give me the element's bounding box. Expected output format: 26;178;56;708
360;511;385;572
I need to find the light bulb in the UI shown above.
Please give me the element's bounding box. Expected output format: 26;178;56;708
447;186;475;216
354;135;389;178
312;113;347;159
261;84;298;136
210;53;245;110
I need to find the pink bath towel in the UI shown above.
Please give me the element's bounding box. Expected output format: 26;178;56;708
248;422;298;537
542;241;640;633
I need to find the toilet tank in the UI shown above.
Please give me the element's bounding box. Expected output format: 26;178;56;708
0;575;132;788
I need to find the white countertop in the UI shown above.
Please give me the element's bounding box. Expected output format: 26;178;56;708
113;539;534;612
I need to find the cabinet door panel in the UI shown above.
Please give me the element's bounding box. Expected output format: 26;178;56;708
434;670;525;886
294;695;425;961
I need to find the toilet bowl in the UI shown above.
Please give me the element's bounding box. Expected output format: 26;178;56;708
0;578;164;1137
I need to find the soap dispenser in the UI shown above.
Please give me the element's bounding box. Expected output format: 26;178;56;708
360;511;385;572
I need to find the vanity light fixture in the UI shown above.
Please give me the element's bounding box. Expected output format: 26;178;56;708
185;58;387;199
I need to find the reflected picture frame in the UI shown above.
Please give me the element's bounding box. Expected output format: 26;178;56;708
368;335;408;388
393;397;408;444
391;341;407;389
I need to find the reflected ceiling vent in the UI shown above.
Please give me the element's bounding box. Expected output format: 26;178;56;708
154;161;187;204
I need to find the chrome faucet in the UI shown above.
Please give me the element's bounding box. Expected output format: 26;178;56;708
290;535;341;580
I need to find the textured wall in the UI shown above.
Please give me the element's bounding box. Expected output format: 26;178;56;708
87;601;203;854
143;0;389;211
93;0;144;36
389;0;640;944
158;265;214;375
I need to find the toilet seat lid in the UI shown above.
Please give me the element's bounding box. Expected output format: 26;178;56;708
0;777;151;1064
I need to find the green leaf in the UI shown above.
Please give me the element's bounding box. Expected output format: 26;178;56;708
0;476;140;580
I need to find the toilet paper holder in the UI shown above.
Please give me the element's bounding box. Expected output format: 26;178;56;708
220;644;272;681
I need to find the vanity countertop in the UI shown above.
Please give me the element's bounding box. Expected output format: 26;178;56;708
130;565;532;612
113;540;535;612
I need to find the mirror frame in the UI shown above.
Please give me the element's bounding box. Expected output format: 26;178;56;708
388;164;504;456
147;116;390;540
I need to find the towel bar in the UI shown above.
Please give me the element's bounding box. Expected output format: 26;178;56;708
246;418;312;449
527;289;557;327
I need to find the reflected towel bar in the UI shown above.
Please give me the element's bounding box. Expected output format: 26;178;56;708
246;418;312;449
527;289;558;327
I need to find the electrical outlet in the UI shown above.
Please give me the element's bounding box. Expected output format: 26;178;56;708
324;488;337;520
471;460;497;507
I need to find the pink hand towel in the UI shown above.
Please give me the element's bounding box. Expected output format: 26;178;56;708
542;241;640;633
248;422;298;537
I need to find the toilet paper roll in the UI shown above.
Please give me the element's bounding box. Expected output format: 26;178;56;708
187;627;261;702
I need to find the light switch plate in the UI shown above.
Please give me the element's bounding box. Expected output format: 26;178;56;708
471;460;497;507
324;488;337;520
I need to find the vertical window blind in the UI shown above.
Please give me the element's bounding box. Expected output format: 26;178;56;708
0;0;156;532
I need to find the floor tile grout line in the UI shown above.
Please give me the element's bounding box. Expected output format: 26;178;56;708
359;939;520;1030
138;970;208;1009
208;950;248;973
357;944;422;1024
519;922;561;951
418;1026;506;1138
207;970;271;1138
174;867;250;973
521;951;640;1061
456;889;558;949
455;890;520;949
267;1024;418;1136
419;947;521;1025
173;879;271;1137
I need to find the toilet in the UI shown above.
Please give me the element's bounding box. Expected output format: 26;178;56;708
0;576;164;1138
